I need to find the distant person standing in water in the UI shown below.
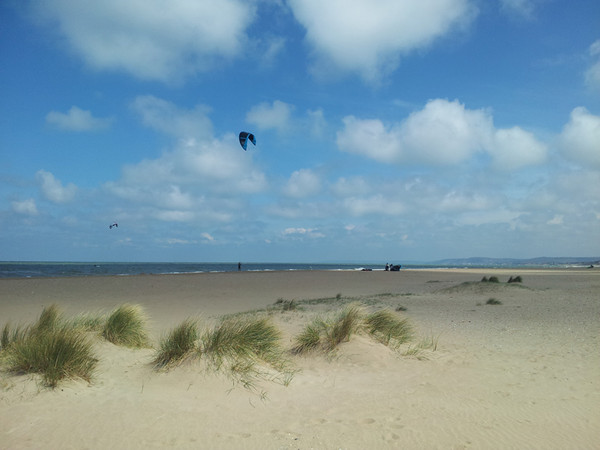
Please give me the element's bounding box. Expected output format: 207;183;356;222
238;262;241;271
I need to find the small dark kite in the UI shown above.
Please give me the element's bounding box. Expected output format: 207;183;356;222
239;131;256;151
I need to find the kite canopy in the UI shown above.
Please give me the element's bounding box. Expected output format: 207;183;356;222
109;222;118;229
239;131;256;150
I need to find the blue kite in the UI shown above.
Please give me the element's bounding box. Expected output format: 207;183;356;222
239;131;256;151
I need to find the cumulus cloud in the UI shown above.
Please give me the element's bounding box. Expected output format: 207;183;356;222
336;98;547;170
246;100;294;131
12;198;38;216
343;194;406;216
131;95;213;138
46;106;113;131
489;126;547;170
105;136;266;222
282;227;325;239
584;40;600;91
558;107;600;169
283;169;321;198
287;0;476;82
30;0;256;83
36;170;77;203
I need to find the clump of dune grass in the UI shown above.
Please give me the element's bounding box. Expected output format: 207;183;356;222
199;316;292;389
273;298;298;312
67;312;106;333
291;321;324;354
32;304;62;334
508;275;523;283
102;304;150;348
486;298;502;305
292;305;364;354
364;309;413;348
1;323;28;351
1;305;97;388
322;305;362;351
3;326;97;388
403;333;440;359
153;319;198;368
201;316;282;366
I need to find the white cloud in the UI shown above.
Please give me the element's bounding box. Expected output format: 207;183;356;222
398;99;492;164
332;177;373;197
558;107;600;169
283;227;325;238
46;106;113;131
490;126;547;170
246;100;294;131
337;99;547;170
36;170;77;203
105;132;266;223
31;0;256;83
12;198;38;216
283;169;321;198
109;139;266;194
287;0;476;82
547;215;564;225
584;40;600;91
131;95;213;138
343;194;406;216
201;232;215;242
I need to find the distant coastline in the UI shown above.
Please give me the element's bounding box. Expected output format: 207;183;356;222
1;257;598;279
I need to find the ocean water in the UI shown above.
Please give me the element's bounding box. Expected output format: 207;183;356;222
0;261;388;278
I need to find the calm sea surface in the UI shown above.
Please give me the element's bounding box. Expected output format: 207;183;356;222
1;260;589;279
0;262;390;278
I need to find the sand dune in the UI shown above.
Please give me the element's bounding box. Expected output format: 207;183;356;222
1;269;599;449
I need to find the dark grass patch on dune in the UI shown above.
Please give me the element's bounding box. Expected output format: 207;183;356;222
153;319;198;368
292;305;414;355
437;280;530;295
102;304;150;348
0;305;98;388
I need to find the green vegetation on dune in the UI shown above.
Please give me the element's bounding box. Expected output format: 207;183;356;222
102;304;150;348
0;305;98;388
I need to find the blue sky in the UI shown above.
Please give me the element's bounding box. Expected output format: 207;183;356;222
1;0;599;263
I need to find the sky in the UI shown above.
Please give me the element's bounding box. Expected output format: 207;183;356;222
1;0;599;263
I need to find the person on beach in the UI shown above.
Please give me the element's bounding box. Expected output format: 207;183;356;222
385;263;389;271
238;262;241;271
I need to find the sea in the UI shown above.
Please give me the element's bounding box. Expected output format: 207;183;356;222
0;261;390;278
1;259;595;279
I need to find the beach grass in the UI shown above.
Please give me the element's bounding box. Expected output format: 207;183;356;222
153;319;198;368
32;304;62;334
102;304;150;348
199;316;292;388
292;304;413;354
322;305;363;351
67;312;106;333
201;316;282;366
0;305;97;388
291;321;324;354
364;309;413;348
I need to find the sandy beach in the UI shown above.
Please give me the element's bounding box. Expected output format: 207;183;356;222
1;268;599;449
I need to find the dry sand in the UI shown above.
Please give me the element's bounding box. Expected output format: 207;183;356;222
1;268;599;449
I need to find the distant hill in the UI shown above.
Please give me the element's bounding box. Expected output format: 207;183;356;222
431;257;600;267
